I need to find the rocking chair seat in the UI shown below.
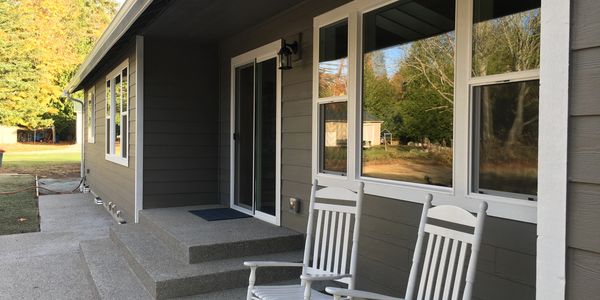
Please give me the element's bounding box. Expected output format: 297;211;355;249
251;285;331;300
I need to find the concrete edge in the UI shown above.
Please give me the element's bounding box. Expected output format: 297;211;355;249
78;244;102;300
109;226;158;298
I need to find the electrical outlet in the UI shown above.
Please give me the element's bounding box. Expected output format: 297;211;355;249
289;197;301;213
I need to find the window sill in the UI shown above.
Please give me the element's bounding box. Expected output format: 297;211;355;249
314;174;537;224
105;154;128;167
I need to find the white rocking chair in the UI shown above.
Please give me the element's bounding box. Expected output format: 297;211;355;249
326;195;488;300
244;179;365;300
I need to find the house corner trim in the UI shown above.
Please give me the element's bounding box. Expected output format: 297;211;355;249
537;0;570;299
134;35;144;223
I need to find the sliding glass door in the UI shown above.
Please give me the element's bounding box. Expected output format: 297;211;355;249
230;41;281;225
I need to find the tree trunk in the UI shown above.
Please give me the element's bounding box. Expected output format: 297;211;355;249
481;86;494;156
505;83;529;156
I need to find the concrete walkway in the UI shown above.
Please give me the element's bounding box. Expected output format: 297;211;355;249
38;178;83;194
0;193;303;299
0;193;112;300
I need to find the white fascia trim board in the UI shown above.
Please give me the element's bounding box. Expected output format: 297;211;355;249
134;35;144;223
537;0;570;299
66;0;154;93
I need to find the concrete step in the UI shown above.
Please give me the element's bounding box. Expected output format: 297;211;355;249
79;239;152;300
110;224;305;299
139;206;305;264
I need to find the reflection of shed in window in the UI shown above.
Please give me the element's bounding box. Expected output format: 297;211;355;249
362;112;383;148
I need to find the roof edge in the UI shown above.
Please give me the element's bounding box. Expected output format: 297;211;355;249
66;0;154;92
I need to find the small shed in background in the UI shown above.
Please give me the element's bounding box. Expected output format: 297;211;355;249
0;125;18;144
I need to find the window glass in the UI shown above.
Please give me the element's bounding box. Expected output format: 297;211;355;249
114;75;122;156
87;91;94;143
473;80;538;199
319;20;348;98
105;81;111;117
361;0;455;187
106;80;111;154
121;115;127;158
122;68;128;112
472;0;540;77
320;102;347;174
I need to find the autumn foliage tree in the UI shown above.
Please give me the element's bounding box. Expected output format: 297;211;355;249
0;0;117;133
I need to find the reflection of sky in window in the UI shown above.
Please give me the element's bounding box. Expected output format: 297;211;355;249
366;45;408;79
382;47;405;78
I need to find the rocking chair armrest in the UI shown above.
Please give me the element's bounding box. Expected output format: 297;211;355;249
244;261;305;268
325;287;403;300
300;273;352;282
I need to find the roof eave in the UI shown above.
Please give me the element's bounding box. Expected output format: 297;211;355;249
66;0;154;93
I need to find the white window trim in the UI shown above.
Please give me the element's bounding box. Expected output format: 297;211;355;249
229;40;282;226
312;0;550;223
87;86;96;144
105;59;129;167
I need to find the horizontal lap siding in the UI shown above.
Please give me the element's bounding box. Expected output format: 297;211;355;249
143;38;219;209
84;45;137;222
218;1;536;299
567;0;600;299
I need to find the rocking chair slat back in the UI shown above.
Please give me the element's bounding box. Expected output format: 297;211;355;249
303;180;364;288
406;195;487;300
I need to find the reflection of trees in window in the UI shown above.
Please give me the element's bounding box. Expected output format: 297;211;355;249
319;19;348;98
470;0;541;198
319;58;348;98
363;33;455;147
361;0;455;186
475;81;539;196
472;8;540;76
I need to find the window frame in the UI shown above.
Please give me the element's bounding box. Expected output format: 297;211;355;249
105;59;129;167
87;87;96;144
312;0;540;223
313;11;355;179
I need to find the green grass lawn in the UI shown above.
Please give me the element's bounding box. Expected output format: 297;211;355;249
0;144;81;178
0;174;40;235
3;151;80;167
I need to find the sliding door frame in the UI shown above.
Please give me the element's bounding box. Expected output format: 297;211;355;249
229;40;282;226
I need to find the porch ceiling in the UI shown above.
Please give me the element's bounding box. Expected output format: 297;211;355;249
143;0;307;41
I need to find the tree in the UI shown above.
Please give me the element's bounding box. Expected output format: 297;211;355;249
0;0;117;133
472;10;540;157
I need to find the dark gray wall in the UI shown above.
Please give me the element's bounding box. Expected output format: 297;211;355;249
144;38;220;208
84;43;137;222
566;0;600;299
218;0;536;299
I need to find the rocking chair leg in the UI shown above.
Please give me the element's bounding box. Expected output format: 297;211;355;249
247;267;257;300
304;281;312;300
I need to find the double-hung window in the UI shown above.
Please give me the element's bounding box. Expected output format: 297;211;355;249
316;19;350;175
313;0;541;222
105;60;129;166
470;0;540;201
87;88;95;143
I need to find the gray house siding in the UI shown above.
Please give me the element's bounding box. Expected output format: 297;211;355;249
217;0;536;299
567;0;600;298
143;38;220;209
84;43;137;222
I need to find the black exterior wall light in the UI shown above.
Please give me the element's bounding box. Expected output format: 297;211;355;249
278;39;299;70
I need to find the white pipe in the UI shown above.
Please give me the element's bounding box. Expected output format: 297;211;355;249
62;91;85;184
